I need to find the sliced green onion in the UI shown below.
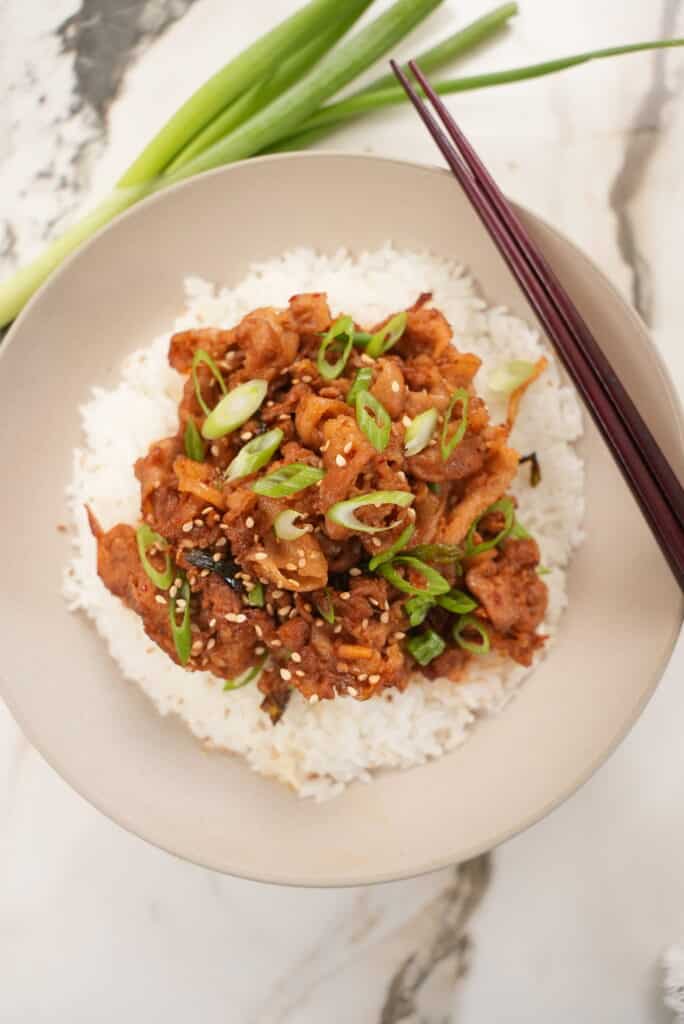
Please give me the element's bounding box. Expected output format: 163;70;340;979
441;388;470;461
427;482;441;495
224;653;268;691
488;359;536;394
378;556;450;597
368;523;415;571
404;408;438;456
225;427;283;481
253;462;324;497
356;389;391;452
316;588;336;624
317;315;354;380
136;524;174;590
464;497;515;557
408;542;462;564
537;565;551;576
352;331;373;347
509;517;531;540
453;614;491;655
404;595;434;627
202;379;267;440
346;367;373;405
273;508;307;540
365;311;408;358
184;418;207;462
406;628;446;666
246;582;265;607
326;490;414;534
192;348;227;417
436;590;478;615
169;578;192;665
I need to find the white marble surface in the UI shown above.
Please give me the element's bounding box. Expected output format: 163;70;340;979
1;1;684;1021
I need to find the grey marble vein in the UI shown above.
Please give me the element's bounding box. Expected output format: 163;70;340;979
608;0;683;324
380;856;492;1024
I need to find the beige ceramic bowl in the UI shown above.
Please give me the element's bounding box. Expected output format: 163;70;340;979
0;154;681;886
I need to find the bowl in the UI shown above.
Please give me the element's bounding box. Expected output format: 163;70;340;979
0;153;681;886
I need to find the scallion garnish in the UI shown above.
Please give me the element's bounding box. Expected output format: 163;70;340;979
487;359;536;394
378;556;450;597
184;418;207;462
136;524;174;590
404;408;438;456
509;517;531;540
365;311;408;358
355;388;391;452
464;497;515;557
202;378;268;440
169;578;192;665
406;627;446;666
253;462;324;497
441;388;470;461
225;427;283;481
368;523;415;571
316;587;336;624
404;594;433;627
326;490;414;534
537;565;551;576
346;366;373;405
246;581;265;607
436;589;478;614
192;348;227;417
453;614;491;655
317;315;354;380
407;542;462;564
224;653;268;691
273;508;307;540
352;331;373;347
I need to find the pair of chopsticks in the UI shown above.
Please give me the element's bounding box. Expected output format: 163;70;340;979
392;60;684;592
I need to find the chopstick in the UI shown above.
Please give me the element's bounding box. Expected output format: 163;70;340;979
392;59;684;591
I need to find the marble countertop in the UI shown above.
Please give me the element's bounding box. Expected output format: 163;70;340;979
1;2;683;1021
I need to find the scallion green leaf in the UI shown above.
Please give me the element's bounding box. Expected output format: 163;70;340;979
365;311;408;358
246;581;265;607
404;594;434;627
317;315;354;380
326;490;414;534
464;497;515;557
224;653;268;691
169;578;192;665
202;379;267;440
407;542;462;564
316;588;336;624
453;614;491;655
253;462;324;497
404;408;438;456
406;628;446;666
378;556;450;597
436;590;478;614
488;359;537;395
441;388;469;461
368;523;415;571
356;388;391;452
136;524;174;590
273;508;307;540
192;348;227;417
184;418;207;462
352;331;373;347
509;517;531;540
346;367;373;405
225;427;283;481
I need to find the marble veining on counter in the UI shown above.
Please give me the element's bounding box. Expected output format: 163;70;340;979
1;2;683;1022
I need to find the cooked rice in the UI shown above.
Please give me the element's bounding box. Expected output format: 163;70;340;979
63;246;584;800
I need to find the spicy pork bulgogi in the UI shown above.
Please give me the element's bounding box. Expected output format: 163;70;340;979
88;292;548;723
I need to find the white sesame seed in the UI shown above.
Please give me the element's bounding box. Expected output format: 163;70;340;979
245;517;255;528
272;589;283;599
212;552;222;563
407;508;416;520
277;606;290;617
191;640;203;653
369;674;381;684
206;638;216;651
291;651;302;663
308;694;319;704
255;646;265;655
194;519;203;527
285;562;298;571
343;441;353;454
280;668;292;681
402;415;412;428
295;669;305;678
335;454;347;467
254;625;263;638
271;639;282;647
357;673;368;682
298;558;306;568
333;624;343;634
169;585;178;599
240;431;253;441
176;598;187;610
253;552;268;561
235;614;247;623
154;594;167;605
391;381;400;393
225;613;239;622
202;506;213;515
303;603;312;613
286;578;299;587
360;354;374;365
380;612;390;624
181;521;193;533
348;687;358;697
321;441;330;452
209;618;216;629
301;374;312;383
296;548;305;557
393;631;406;640
216;537;227;547
340;592;350;600
200;569;210;578
349;568;361;576
211;445;219;456
361;618;369;629
371;538;382;547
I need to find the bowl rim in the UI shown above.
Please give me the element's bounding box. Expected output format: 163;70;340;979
1;150;682;886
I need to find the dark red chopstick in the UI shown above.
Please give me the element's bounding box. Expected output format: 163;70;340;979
391;59;684;591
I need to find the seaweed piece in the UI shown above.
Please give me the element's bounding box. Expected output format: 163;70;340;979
185;548;243;591
520;452;541;487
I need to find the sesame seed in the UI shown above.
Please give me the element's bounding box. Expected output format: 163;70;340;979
253;552;268;561
206;638;216;651
335;454;347;467
291;652;302;663
371;538;382;547
407;508;416;520
169;585;178;599
285;562;298;571
174;577;182;589
219;523;230;531
314;618;324;627
369;674;381;684
361;618;369;629
369;598;380;607
349;568;361;576
212;552;222;563
288;607;298;619
296;548;305;558
278;413;289;421
211;445;219;456
154;594;167;605
380;612;390;624
176;598;187;610
402;415;412;428
181;521;193;533
360;354;374;365
235;614;247;623
277;606;290;617
191;640;203;653
348;687;359;697
343;441;353;453
298;558;306;568
391;381;400;393
272;589;283;599
303;603;312;613
209;618;217;629
245;516;255;528
255;646;265;655
309;694;319;704
340;592;350;600
200;569;210;578
225;613;239;622
240;431;253;441
357;673;368;682
202;506;213;514
295;670;305;678
266;401;275;408
271;639;282;647
254;625;263;638
280;668;292;681
393;631;406;640
216;537;227;547
194;519;203;527
333;624;343;634
286;578;299;587
321;441;330;452
301;374;312;383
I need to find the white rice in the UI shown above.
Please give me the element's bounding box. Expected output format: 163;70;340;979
63;246;584;801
